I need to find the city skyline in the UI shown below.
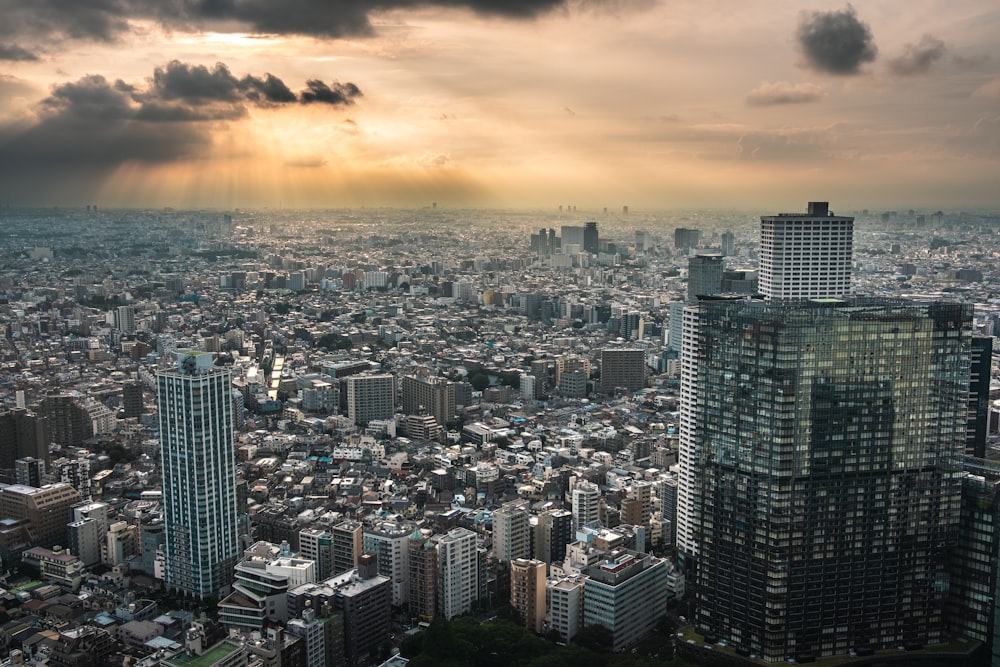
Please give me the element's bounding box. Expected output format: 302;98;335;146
1;0;998;211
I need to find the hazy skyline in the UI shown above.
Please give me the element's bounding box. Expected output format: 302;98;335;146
1;0;998;211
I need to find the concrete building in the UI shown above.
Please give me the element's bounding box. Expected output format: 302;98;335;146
331;520;363;576
510;558;547;634
363;520;415;607
759;201;853;300
571;481;600;533
158;351;238;599
437;527;483;619
491;499;530;564
547;574;585;642
600;348;645;393
582;550;669;652
346;374;395;426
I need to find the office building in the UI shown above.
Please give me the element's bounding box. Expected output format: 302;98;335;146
122;382;144;419
759;201;853;300
346;374;395;426
720;231;735;256
287;606;345;667
968;337;994;457
686;298;971;661
510;558;547;633
686;253;723;303
218;541;316;630
583;221;599;254
0;482;80;549
491;499;531;564
582;550;670;651
674;227;700;251
600;348;645;393
158;351;239;599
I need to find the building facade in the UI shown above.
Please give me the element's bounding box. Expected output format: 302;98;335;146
688;299;971;661
758;201;853;300
158;351;239;599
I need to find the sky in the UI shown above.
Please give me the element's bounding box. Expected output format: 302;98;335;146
0;0;998;211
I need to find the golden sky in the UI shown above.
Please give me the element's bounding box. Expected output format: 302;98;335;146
0;0;998;210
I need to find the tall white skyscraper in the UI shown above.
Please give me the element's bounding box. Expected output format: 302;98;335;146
758;201;854;300
158;351;239;599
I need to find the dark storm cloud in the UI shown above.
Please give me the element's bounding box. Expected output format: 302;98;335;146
0;61;362;203
0;43;39;61
887;35;946;76
299;80;363;105
796;5;877;75
0;0;569;43
0;0;133;41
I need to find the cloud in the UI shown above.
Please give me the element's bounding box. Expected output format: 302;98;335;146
734;124;846;162
0;0;571;45
887;34;946;76
952;54;991;71
0;43;39;61
746;81;825;106
972;79;1000;99
796;5;877;75
0;61;361;203
299;80;363;105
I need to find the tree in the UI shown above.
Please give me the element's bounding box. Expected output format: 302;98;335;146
469;371;490;392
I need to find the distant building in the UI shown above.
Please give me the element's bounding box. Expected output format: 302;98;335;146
437;527;484;619
492;499;530;564
600;348;645;393
346;374;395;426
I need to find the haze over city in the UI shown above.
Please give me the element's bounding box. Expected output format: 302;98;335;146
1;0;998;211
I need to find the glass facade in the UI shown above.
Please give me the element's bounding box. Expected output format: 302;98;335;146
691;299;971;661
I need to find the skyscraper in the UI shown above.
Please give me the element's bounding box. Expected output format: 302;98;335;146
600;347;646;393
158;351;239;598
583;221;599;254
759;201;854;300
686;253;724;303
686;298;971;661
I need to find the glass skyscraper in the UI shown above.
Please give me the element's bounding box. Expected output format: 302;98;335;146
688;298;971;661
158;351;239;599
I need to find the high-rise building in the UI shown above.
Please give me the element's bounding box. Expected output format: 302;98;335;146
534;508;573;563
0;408;50;478
686;253;723;303
583;221;599;254
572;481;600;533
491;499;531;563
600;348;645;393
720;231;735;256
401;374;454;429
331;520;363;576
346;374;395;426
967;336;994;457
510;558;547;633
122;382;144;419
759;201;854;300
158;351;239;599
686;298;971;661
674;227;700;252
437;527;483;619
363;520;415;607
299;529;334;580
408;530;438;621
